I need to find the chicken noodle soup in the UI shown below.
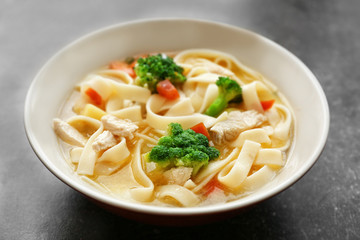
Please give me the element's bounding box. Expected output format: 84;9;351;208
53;49;294;207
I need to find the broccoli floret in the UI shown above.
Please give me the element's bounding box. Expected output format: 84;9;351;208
168;122;184;136
147;123;220;175
148;145;172;168
176;150;209;175
134;54;186;93
205;76;243;117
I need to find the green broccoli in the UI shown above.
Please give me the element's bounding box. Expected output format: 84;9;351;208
147;123;220;175
134;54;186;93
204;76;243;117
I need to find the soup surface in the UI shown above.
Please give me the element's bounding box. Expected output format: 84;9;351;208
53;49;294;207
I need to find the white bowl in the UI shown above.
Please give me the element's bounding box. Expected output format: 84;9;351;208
24;18;329;224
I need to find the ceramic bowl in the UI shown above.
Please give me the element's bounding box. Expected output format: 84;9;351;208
24;18;329;225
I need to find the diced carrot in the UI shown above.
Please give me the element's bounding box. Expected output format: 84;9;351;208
108;61;136;78
190;122;210;140
261;99;275;111
129;59;137;69
85;87;102;106
108;61;124;69
204;179;223;197
156;79;180;100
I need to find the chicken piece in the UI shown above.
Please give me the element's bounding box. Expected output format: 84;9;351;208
210;110;267;144
53;118;87;147
101;115;138;139
92;130;117;152
163;167;193;186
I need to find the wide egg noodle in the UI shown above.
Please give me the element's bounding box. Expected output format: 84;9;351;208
145;94;214;130
110;80;151;103
96;69;134;84
186;72;220;84
156;185;200;207
97;137;130;164
81;104;106;120
198;83;219;113
165;98;195;116
77;124;104;175
254;148;284;167
242;81;263;113
80;75;113;102
67;115;101;137
271;103;292;141
193;148;240;188
218;140;261;189
175;49;251;86
111;105;142;122
230;128;271;147
129;140;154;202
70;147;83;163
238;165;276;191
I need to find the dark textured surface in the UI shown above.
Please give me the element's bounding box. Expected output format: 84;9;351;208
1;0;359;239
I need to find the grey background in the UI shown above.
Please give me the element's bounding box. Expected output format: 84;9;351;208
1;0;359;239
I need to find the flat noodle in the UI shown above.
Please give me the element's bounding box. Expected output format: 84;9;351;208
194;148;240;184
135;132;158;145
231;128;271;147
242;82;263;113
70;147;83;163
187;72;220;83
254;148;283;167
111;80;151;103
81;75;113;102
77;124;104;175
192;172;217;193
67;115;101;137
239;165;276;191
198;84;218;113
218;140;261;189
146;94;214;130
272;104;292;141
111;105;142;122
156;185;200;207
129;140;154;202
97;137;130;163
96;69;134;84
165;98;195;116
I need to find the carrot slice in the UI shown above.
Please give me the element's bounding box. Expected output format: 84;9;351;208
85;88;102;106
204;179;223;196
109;61;136;78
190;122;210;140
261;99;275;111
156;79;180;100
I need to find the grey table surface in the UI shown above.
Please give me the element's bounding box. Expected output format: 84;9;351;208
1;0;359;239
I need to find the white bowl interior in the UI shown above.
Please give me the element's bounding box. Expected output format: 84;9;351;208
25;19;329;215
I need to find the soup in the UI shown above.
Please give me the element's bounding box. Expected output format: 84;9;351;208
53;49;294;207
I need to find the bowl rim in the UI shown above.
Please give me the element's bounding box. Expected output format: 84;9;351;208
24;17;330;216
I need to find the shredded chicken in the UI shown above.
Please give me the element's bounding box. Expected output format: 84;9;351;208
101;115;138;139
53;118;87;147
210;110;267;144
163;167;193;186
92;130;117;152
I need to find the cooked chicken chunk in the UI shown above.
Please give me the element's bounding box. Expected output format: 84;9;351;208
163;167;193;186
210;110;267;144
101;115;138;139
53;118;87;147
92;130;117;152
